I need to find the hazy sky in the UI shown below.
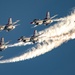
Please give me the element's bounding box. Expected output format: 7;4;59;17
0;0;75;75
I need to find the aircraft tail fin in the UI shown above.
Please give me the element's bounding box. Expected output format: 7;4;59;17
1;37;4;45
8;18;13;25
33;30;37;37
46;11;50;19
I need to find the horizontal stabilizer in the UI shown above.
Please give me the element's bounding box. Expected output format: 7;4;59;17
13;20;20;25
51;14;58;19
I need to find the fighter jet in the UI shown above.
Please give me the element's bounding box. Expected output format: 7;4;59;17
18;30;41;43
43;12;57;25
30;19;43;27
0;37;10;51
0;18;20;32
4;18;20;32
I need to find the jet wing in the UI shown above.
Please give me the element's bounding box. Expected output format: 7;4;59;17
0;56;3;59
5;41;10;45
51;14;58;19
13;20;20;25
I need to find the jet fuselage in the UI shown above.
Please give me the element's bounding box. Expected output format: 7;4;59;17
0;45;7;51
31;19;43;25
43;18;53;25
4;24;15;31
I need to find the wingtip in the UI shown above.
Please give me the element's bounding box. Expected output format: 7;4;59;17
0;56;4;59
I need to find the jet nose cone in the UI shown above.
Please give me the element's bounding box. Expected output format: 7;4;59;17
18;39;20;41
18;38;22;42
30;22;33;24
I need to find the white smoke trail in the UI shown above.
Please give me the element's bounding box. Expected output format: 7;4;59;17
7;41;33;47
0;30;75;63
38;11;75;37
0;10;75;63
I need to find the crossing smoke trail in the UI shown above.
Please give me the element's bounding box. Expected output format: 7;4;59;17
0;10;75;63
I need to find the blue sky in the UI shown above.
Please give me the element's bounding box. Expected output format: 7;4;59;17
0;0;75;75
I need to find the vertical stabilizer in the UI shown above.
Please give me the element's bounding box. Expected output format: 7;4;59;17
33;30;37;37
1;37;4;45
8;18;12;25
46;12;50;19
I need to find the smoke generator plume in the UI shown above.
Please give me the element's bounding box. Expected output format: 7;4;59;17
0;10;75;63
7;42;33;47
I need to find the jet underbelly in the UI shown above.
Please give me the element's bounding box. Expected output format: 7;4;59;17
0;45;7;50
36;20;43;25
7;25;13;29
33;37;38;41
30;37;38;42
23;38;30;42
45;19;51;23
44;19;53;24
